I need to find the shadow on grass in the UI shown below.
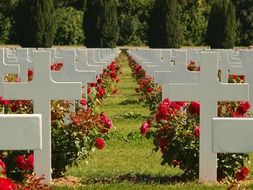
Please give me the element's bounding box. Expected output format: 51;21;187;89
81;173;190;185
119;99;139;105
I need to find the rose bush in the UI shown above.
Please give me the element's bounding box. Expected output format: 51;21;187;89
128;56;162;112
142;98;250;181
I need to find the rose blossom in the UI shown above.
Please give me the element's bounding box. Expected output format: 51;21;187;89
80;99;87;106
140;121;150;135
189;101;200;115
0;177;16;190
235;166;250;181
95;138;105;150
237;101;250;114
194;126;200;138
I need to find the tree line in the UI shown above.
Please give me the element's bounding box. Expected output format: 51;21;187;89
0;0;252;48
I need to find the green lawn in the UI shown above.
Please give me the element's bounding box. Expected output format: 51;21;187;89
52;53;252;190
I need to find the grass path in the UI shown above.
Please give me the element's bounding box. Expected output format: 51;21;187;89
52;53;243;189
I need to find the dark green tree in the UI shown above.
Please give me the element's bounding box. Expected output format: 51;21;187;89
15;0;56;47
84;0;119;48
233;0;253;46
117;0;154;46
148;0;183;48
206;0;237;48
180;0;210;46
54;7;84;45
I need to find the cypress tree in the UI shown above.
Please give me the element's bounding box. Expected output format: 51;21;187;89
16;0;55;47
83;0;119;48
148;0;183;48
206;0;236;49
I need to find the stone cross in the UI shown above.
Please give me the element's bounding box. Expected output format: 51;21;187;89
163;52;249;182
0;49;19;82
229;50;253;110
215;49;242;82
51;49;96;93
76;49;104;75
154;50;199;90
1;50;82;183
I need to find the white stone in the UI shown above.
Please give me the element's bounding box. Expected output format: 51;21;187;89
212;117;253;153
154;50;199;86
0;114;42;150
0;49;19;81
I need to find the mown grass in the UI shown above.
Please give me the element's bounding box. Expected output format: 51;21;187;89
52;53;253;190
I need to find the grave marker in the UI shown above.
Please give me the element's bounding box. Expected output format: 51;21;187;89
1;50;82;183
163;52;249;182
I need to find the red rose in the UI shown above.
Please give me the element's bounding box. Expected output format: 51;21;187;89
95;138;105;150
237;101;250;114
28;69;33;77
0;99;9;106
0;159;6;174
87;87;91;94
27;154;34;170
109;71;117;78
90;83;97;87
189;101;200;115
0;177;16;190
147;87;154;93
169;101;181;111
96;86;105;97
15;154;34;171
235;166;250;181
140;121;150;135
97;78;102;84
80;99;87;106
231;112;244;118
158;138;168;149
15;155;27;170
194;126;200;138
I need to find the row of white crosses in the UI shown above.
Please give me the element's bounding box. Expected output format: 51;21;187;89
0;48;119;183
128;48;253;182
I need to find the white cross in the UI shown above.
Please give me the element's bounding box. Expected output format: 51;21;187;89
76;49;104;75
154;50;199;90
163;52;249;182
228;50;253;110
0;49;19;81
1;50;82;183
51;49;96;92
215;49;242;82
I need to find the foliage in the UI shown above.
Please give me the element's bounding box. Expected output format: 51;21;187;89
117;0;154;46
54;0;87;10
0;13;12;44
15;0;56;47
206;0;237;48
84;0;119;48
180;0;210;46
54;7;84;45
233;0;253;46
148;0;183;48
